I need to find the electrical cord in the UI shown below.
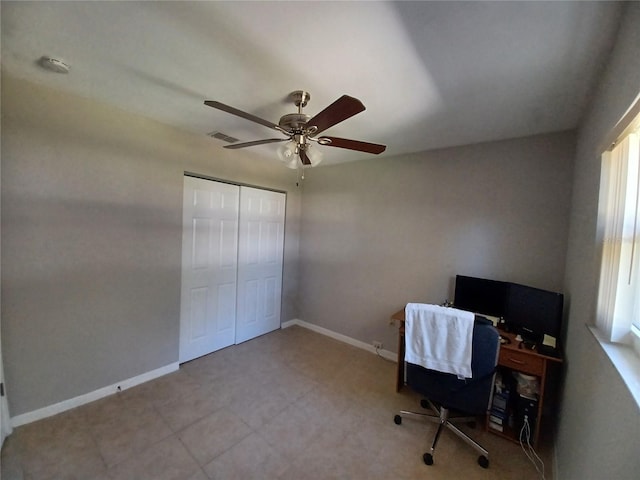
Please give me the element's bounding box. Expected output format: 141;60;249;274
519;416;546;480
374;345;395;362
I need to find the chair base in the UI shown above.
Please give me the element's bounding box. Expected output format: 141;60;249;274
394;398;490;468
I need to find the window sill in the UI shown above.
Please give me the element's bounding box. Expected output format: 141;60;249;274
588;325;640;410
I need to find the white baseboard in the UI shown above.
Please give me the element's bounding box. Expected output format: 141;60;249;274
282;318;397;362
281;319;298;329
11;362;179;427
14;321;396;428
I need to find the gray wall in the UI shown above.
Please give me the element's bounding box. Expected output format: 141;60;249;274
299;132;575;353
1;76;301;416
557;3;640;479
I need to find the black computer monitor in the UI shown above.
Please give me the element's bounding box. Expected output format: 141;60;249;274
454;275;509;318
504;283;563;343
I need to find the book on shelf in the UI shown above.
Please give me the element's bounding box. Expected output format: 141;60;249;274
491;391;510;412
488;421;504;432
489;411;507;425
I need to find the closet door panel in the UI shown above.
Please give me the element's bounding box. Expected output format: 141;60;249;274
236;187;285;344
180;177;239;362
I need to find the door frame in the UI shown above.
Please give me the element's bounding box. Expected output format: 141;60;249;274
179;173;287;360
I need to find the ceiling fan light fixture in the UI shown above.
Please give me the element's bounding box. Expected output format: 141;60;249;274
277;141;323;169
305;144;323;167
277;141;299;169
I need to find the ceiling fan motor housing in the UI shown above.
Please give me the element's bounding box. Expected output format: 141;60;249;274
279;113;311;130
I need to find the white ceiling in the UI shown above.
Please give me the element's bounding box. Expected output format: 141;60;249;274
1;1;623;166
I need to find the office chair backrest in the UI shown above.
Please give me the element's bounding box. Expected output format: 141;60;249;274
406;316;500;415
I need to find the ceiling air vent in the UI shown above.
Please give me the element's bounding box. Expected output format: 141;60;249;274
207;131;239;143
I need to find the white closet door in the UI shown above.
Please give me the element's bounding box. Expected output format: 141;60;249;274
235;187;286;344
180;177;239;363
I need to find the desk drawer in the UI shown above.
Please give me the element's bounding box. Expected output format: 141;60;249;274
498;349;544;376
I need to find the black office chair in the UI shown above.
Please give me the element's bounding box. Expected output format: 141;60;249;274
394;316;499;468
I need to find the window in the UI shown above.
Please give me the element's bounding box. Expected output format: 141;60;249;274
596;128;640;353
593;95;640;409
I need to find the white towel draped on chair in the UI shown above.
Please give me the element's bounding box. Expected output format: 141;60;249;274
404;303;475;378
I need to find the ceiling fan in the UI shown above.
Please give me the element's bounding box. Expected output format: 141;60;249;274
204;90;386;167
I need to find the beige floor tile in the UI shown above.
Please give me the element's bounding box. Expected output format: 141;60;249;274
20;431;107;479
296;383;356;420
123;370;204;408
265;369;319;409
76;394;126;426
16;407;88;451
278;422;381;479
0;435;24;480
257;402;325;461
11;409;108;480
107;436;200;480
1;325;557;480
204;432;289;479
87;393;173;467
186;468;210;480
227;379;294;430
177;407;252;466
152;382;228;432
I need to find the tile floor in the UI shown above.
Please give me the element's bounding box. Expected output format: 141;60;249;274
1;326;554;479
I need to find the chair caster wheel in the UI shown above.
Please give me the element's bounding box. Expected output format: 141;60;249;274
393;415;402;425
423;453;434;465
420;399;429;409
478;455;489;468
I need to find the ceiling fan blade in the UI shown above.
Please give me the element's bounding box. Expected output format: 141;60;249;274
299;149;312;166
319;136;386;154
224;138;288;149
204;100;285;132
306;95;366;135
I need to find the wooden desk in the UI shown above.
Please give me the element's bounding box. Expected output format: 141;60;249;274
391;308;562;446
391;309;408;392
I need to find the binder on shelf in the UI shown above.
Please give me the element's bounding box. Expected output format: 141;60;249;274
489;380;513;431
489;410;507;425
490;390;510;417
488;421;504;432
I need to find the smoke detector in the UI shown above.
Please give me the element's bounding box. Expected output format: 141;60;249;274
39;56;70;74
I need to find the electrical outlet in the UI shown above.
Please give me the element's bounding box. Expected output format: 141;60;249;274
373;341;383;350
